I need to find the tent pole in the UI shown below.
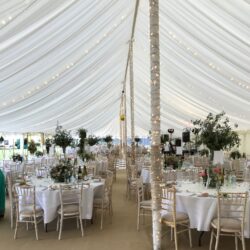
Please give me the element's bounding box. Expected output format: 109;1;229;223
119;91;125;158
149;0;162;249
129;40;136;165
119;95;123;156
121;0;140;169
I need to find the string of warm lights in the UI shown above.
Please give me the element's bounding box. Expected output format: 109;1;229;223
0;0;37;29
149;0;162;249
165;30;250;92
139;38;250;125
1;12;130;108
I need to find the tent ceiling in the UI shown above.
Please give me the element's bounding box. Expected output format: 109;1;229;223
0;0;249;137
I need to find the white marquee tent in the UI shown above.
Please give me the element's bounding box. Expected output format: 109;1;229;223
0;0;249;139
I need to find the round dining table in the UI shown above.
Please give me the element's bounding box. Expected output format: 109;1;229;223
175;182;250;238
28;176;104;224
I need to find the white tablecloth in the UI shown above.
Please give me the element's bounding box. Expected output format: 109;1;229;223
175;182;250;238
31;177;104;224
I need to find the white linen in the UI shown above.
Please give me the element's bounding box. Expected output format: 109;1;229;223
31;177;104;223
175;182;250;237
0;0;249;136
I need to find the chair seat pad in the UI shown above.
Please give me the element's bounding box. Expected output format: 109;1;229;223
58;204;79;216
20;206;43;218
161;211;189;223
211;218;241;232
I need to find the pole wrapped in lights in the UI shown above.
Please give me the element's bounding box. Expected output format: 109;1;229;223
149;0;162;249
129;40;136;165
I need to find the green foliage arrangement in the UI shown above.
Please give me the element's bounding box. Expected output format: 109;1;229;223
45;138;52;154
104;135;113;148
35;151;44;157
53;129;73;154
0;136;4;143
135;137;141;146
28;140;37;155
199;149;209;157
192;112;240;158
77;128;87;160
230;150;241;159
87;135;100;146
12;154;23;162
164;155;180;169
160;134;169;144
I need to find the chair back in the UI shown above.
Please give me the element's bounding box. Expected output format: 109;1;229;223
161;187;176;224
137;179;145;203
14;184;36;220
217;192;248;229
59;184;83;214
36;167;48;177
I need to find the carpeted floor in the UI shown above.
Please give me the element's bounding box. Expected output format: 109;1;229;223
0;169;249;250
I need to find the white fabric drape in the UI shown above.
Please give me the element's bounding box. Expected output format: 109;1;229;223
0;0;249;136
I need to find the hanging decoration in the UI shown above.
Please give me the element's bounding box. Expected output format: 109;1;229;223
120;114;125;121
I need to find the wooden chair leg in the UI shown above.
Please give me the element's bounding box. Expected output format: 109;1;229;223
242;233;246;250
34;217;39;240
58;216;63;240
79;217;84;237
188;227;192;247
14;220;18;239
137;207;140;231
235;234;238;250
174;227;178;250
209;229;214;250
100;209;103;230
215;230;220;250
10;206;14;229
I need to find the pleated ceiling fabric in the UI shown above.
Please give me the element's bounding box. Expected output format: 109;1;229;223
0;0;249;137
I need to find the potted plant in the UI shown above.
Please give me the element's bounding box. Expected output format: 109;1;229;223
87;135;100;146
45;138;52;154
12;154;23;162
230;150;241;159
164;155;179;169
160;134;169;144
23;138;28;149
199;149;209;157
35;151;44;157
135;137;141;147
0;136;4;144
192;112;240;160
28;140;37;155
53;129;73;155
104;135;113;149
77;128;87;160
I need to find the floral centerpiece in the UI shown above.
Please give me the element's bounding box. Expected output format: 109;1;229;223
50;160;74;182
199;166;224;188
